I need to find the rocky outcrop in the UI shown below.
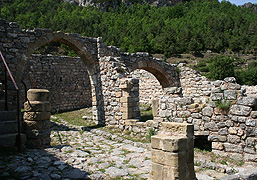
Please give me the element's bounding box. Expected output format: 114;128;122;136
241;2;257;12
65;0;187;10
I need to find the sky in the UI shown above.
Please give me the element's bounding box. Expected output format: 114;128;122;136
219;0;257;5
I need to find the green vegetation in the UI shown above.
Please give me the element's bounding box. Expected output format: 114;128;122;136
195;55;257;85
207;55;235;80
140;104;153;122
146;127;156;142
194;147;244;167
214;100;232;111
51;108;95;127
1;0;257;56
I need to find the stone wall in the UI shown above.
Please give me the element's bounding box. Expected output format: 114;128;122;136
22;54;92;112
131;69;163;105
21;55;164;112
1;19;256;161
125;64;257;162
97;53;179;127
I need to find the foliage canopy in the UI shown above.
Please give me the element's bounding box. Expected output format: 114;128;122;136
1;0;257;55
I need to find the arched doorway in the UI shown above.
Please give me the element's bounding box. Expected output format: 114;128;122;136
17;32;105;125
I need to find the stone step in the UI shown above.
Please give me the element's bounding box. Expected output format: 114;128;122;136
0;120;18;135
0;100;14;111
0;133;26;147
0;111;17;121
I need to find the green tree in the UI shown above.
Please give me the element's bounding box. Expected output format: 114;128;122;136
207;56;235;80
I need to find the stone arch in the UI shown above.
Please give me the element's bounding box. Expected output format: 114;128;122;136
129;60;178;88
17;31;105;125
22;32;96;75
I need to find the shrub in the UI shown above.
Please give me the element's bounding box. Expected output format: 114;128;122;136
207;55;235;80
146;128;156;142
215;100;232;112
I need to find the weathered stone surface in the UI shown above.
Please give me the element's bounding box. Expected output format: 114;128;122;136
152;99;159;117
1;19;257;162
227;135;241;144
250;111;257;118
202;107;213;117
27;89;50;101
246;119;256;127
24;101;51;112
23;112;51;121
213;80;223;87
204;122;218;131
151;135;188;152
224;77;236;83
211;93;223;101
163;87;182;94
230;105;252;116
224;90;237;100
223;143;243;153
218;128;228;135
161;122;194;137
105;167;128;178
151;124;195;180
23;120;51;130
237;97;257;106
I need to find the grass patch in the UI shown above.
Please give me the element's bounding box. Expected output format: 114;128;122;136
146;128;156;142
52;108;95;127
99;169;105;173
140;105;153;122
100;126;149;143
194;148;245;167
128;165;137;168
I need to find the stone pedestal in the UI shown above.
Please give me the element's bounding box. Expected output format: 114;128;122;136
23;89;51;148
150;122;196;180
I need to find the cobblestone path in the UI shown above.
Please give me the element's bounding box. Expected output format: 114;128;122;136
0;120;151;180
0;119;256;180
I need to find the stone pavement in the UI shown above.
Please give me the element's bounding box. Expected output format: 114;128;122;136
0;118;256;180
0;119;151;180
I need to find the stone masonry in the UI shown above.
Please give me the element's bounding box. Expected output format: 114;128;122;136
23;89;51;148
150;122;195;180
22;54;92;112
0;19;256;161
119;78;140;120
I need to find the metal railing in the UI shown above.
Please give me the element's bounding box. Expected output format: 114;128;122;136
0;51;21;151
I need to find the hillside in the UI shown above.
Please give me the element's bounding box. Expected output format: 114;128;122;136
0;0;257;85
65;0;188;10
1;0;257;55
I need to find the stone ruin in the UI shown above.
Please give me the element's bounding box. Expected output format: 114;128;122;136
150;122;195;180
0;19;256;163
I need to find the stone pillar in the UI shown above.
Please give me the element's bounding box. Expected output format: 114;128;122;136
23;89;51;148
119;78;140;120
150;122;196;180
